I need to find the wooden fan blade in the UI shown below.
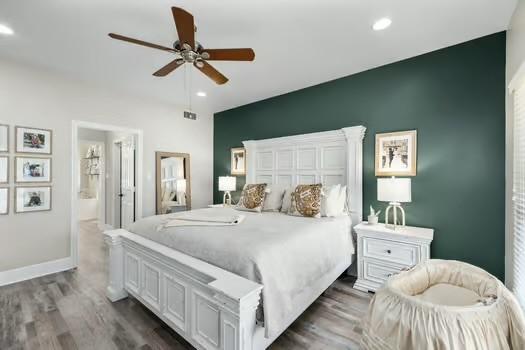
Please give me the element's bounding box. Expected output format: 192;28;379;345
194;61;228;85
108;33;175;53
172;7;195;49
153;59;184;77
202;48;255;61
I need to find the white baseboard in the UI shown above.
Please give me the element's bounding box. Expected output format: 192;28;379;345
0;257;75;287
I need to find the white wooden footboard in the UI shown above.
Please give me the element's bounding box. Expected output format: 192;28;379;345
104;229;263;350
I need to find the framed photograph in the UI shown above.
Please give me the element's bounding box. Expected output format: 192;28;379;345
0;124;8;153
15;186;52;213
15;156;51;183
0;156;8;184
0;188;8;215
15;126;52;154
231;147;246;175
375;130;417;176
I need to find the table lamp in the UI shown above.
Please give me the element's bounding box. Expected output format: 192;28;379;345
219;176;236;205
377;177;411;229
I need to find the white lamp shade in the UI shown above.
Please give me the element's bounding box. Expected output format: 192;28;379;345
219;176;236;192
377;177;411;203
176;179;187;193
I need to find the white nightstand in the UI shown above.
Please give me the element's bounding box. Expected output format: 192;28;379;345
208;204;225;208
353;222;434;293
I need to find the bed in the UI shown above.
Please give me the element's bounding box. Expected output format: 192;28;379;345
104;125;366;350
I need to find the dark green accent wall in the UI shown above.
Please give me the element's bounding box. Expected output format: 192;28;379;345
214;32;506;280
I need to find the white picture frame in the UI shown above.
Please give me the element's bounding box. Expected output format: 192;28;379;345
15;186;52;213
0;124;8;153
15;156;52;183
0;187;8;215
0;156;8;184
15;126;52;154
231;147;246;175
375;130;417;177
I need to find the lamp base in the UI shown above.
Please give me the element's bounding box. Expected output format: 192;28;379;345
223;191;232;206
385;202;406;230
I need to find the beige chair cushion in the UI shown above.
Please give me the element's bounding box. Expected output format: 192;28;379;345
413;283;481;306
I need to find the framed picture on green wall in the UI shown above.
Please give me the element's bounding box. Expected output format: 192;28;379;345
231;147;246;175
375;130;417;176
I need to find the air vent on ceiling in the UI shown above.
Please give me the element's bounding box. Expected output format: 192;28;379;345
184;111;197;120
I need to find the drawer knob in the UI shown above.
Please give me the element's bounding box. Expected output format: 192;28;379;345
386;249;392;254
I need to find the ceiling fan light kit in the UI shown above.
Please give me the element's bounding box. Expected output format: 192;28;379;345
108;7;255;85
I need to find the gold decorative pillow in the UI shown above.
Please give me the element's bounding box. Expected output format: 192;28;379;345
236;183;267;212
288;184;322;218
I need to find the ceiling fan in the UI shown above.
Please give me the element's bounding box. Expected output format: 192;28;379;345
108;7;255;85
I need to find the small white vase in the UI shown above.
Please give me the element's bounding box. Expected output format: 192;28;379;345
368;215;379;225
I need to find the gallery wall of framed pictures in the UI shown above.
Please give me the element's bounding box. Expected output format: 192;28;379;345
0;124;53;215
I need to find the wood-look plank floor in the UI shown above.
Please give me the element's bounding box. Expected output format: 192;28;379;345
0;220;372;350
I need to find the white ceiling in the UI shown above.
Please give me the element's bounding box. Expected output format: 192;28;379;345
0;0;517;113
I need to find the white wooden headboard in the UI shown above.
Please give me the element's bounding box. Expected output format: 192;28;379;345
242;126;366;225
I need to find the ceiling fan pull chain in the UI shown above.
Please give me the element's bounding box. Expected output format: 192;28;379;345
189;65;193;111
183;64;188;110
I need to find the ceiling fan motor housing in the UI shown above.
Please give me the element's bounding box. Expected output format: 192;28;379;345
173;40;206;67
173;40;203;53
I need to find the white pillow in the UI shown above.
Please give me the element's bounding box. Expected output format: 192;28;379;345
337;185;347;214
280;187;293;213
263;184;287;212
321;184;347;217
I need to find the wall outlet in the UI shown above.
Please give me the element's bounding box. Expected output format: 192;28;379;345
184;111;197;120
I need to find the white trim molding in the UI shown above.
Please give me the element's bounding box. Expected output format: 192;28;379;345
0;257;74;287
506;61;525;289
510;61;525;93
243;126;366;226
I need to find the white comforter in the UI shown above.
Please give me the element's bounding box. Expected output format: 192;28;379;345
128;207;354;338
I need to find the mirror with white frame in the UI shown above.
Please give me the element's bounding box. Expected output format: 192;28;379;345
156;152;191;214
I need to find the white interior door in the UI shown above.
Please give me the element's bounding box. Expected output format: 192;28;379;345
119;137;135;229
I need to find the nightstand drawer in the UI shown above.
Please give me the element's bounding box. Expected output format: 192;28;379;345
363;237;419;266
363;259;400;285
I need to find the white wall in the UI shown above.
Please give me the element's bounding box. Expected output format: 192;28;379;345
0;58;214;272
506;0;525;288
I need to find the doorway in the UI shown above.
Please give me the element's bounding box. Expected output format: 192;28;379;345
78;140;105;226
71;121;143;268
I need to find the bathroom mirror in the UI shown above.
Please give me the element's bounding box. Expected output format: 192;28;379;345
156;152;191;214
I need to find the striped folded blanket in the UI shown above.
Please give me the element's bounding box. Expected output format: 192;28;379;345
163;212;245;228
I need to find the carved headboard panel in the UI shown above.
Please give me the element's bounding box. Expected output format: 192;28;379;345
242;126;366;225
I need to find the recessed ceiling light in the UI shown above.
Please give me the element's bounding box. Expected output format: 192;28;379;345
0;24;14;36
372;18;392;31
196;91;207;97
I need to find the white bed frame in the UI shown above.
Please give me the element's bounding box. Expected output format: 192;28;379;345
104;125;366;350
